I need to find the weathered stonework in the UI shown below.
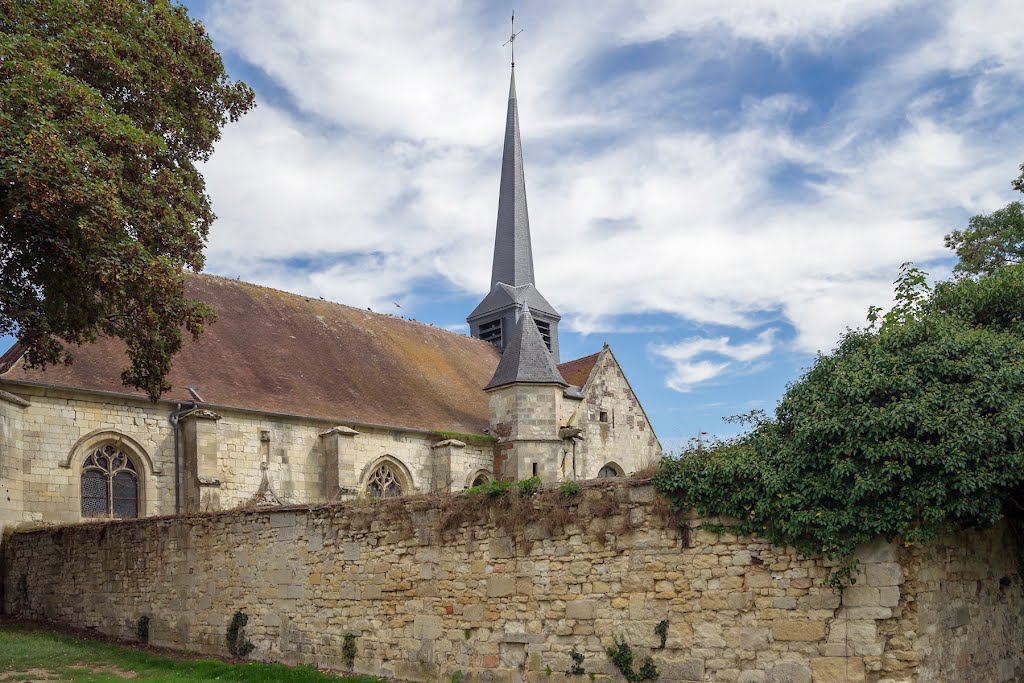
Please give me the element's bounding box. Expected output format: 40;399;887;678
559;349;660;480
0;384;493;533
3;482;1020;682
487;348;662;485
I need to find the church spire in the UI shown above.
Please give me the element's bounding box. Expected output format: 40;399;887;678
468;50;561;363
490;67;535;289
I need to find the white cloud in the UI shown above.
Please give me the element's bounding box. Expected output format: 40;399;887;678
192;1;1024;392
651;329;778;392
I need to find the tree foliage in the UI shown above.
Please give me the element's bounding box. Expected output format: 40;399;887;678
945;201;1024;277
655;265;1024;561
0;0;254;399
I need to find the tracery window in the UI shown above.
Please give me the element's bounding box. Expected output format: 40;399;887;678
471;473;490;488
365;461;404;498
81;445;139;518
597;464;620;478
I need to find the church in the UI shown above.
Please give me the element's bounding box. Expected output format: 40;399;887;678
0;67;661;530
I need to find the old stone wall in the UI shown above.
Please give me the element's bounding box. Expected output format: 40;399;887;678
0;383;493;531
0;393;30;531
567;351;661;480
3;481;1020;682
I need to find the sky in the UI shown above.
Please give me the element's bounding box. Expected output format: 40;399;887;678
8;1;1024;453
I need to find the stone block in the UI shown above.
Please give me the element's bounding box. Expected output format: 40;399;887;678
772;620;825;641
864;562;903;587
842;586;879;607
628;486;656;503
746;568;772;589
878;586;900;608
855;538;898;564
693;621;726;648
844;606;892;621
566;600;596;620
661;657;705;681
413;615;444;639
738;627;770;650
490;536;514;559
767;661;811;683
488;576;516;597
738;672;766;683
810;657;865;683
464;604;485;621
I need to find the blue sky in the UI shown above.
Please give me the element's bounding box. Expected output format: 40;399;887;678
7;1;1023;453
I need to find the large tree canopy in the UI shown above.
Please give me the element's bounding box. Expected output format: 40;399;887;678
655;264;1024;562
0;0;254;399
945;201;1024;277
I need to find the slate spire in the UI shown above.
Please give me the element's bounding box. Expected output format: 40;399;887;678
485;306;568;390
468;63;561;362
490;67;535;289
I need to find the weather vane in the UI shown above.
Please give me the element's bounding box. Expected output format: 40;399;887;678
503;12;523;67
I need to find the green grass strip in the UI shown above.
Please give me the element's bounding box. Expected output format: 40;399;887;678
0;623;386;683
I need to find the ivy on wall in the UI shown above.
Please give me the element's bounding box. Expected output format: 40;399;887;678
655;265;1024;571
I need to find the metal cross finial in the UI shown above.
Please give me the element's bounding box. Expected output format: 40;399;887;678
503;12;523;67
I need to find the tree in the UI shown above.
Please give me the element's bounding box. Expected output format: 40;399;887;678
655;265;1024;564
945;201;1024;276
0;0;254;399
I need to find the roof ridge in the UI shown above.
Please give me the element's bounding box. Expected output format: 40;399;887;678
191;272;497;348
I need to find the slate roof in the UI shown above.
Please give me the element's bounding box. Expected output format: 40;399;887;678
485;307;568;390
466;282;559;322
490;68;535;289
0;274;600;434
0;274;504;434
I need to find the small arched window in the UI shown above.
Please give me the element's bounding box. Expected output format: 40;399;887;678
365;461;404;498
597;464;621;478
81;445;139;518
472;473;490;488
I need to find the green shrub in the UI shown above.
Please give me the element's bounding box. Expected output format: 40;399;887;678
559;480;581;497
342;633;357;669
655;265;1024;579
226;611;254;657
517;476;541;497
606;636;658;682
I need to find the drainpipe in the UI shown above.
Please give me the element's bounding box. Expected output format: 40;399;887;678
169;401;196;515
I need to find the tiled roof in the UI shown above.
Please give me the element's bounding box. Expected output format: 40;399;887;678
557;351;601;388
0;274;504;434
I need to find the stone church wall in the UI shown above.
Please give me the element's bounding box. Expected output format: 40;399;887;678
0;383;493;532
569;353;661;479
3;481;1020;683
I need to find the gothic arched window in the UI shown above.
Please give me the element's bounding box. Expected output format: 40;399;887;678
597;464;621;478
365;461;404;498
81;445;139;518
472;473;490;488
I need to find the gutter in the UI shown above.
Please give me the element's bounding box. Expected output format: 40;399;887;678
168;402;197;515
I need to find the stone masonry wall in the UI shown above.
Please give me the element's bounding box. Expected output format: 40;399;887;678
562;350;662;481
3;481;1021;682
0;383;492;532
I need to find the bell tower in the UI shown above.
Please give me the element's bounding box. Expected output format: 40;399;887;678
467;66;561;361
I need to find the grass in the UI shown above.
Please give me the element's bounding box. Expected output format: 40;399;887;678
0;621;386;683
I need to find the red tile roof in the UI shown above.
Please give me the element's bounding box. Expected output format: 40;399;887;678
557;351;601;388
